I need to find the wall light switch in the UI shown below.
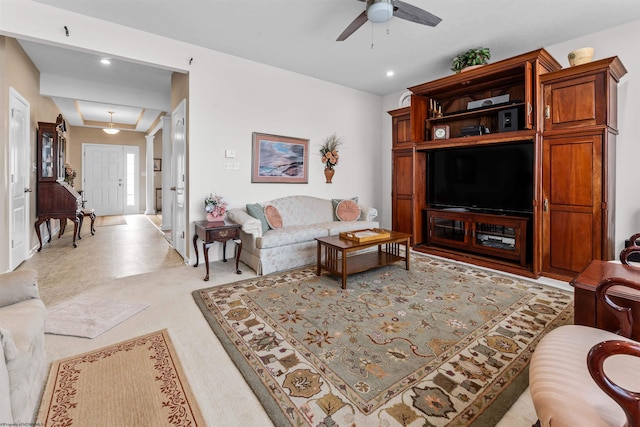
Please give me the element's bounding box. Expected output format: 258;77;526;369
224;161;240;170
225;149;236;158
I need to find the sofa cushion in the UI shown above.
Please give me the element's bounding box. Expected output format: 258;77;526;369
331;197;358;220
246;203;269;233
264;205;283;229
256;225;329;249
0;270;39;308
336;199;361;221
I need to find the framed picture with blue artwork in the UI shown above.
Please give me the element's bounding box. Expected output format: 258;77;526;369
251;132;309;183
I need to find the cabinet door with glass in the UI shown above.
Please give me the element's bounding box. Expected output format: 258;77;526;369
37;121;65;182
426;210;469;249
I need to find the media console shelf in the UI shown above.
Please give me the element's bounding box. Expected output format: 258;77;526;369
390;48;626;280
425;209;528;267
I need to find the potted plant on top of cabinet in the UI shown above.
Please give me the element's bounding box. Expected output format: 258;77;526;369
451;47;491;73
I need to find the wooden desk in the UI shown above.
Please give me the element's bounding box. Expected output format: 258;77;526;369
193;220;242;281
571;260;640;340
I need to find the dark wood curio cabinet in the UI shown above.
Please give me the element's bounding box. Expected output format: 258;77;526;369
35;115;81;250
389;49;626;280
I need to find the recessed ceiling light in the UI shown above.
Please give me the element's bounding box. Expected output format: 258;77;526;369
100;57;111;65
386;70;395;77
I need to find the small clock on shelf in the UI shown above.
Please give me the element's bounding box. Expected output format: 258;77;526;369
432;125;450;140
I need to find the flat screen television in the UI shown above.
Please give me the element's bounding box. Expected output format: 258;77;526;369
427;141;534;214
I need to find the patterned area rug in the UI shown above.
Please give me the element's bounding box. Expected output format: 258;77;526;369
37;329;204;426
192;255;573;426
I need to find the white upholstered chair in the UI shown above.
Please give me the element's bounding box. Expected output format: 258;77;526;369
529;276;640;427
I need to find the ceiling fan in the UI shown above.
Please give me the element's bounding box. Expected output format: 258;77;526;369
337;0;442;41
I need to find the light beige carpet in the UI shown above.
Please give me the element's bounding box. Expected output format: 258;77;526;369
40;257;573;426
45;295;150;338
95;215;127;226
38;329;205;426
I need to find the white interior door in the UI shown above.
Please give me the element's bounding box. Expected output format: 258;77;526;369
83;144;125;215
9;88;30;270
171;99;187;260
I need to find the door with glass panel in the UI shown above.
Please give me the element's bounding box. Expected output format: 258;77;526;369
83;144;139;216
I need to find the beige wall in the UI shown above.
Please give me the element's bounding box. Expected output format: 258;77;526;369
153;129;163;193
0;36;61;272
68;126;147;211
171;72;188;111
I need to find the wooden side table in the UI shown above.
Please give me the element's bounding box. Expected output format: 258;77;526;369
193;219;242;281
571;260;640;340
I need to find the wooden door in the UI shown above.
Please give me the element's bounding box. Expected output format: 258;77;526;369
390;108;412;148
542;133;602;276
543;74;603;131
392;149;414;239
389;107;414;241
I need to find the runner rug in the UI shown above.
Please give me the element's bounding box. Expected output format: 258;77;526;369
192;255;573;426
37;329;204;426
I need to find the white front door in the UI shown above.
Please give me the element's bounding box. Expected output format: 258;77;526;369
9;88;31;270
83;144;125;216
171;99;187;260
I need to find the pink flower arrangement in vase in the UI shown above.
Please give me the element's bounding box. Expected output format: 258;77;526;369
319;133;343;171
204;193;228;221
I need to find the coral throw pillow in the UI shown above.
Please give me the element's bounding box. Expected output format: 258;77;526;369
264;205;283;229
336;199;361;221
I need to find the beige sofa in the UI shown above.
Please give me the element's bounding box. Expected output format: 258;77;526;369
0;269;47;424
227;195;378;275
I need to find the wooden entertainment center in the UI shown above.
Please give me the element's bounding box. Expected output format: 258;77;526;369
389;49;627;279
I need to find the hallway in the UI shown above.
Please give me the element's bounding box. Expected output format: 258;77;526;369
18;215;184;306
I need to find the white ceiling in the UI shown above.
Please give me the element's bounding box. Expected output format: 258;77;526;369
18;39;171;133
20;0;640;132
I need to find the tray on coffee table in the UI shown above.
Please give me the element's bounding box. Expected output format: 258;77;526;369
339;228;390;243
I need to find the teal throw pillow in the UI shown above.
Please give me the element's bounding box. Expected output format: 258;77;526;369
331;197;359;221
246;203;269;233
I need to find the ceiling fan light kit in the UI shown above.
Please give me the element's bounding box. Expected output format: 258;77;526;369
337;0;442;41
367;0;393;23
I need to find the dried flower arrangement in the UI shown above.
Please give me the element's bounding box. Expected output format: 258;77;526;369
319;133;344;170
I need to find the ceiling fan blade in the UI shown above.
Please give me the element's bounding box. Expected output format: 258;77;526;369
336;10;369;41
393;0;442;27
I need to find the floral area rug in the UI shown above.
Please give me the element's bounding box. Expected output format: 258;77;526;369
38;329;204;426
192;255;573;426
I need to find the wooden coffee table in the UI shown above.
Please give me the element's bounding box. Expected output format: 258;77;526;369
315;230;411;289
